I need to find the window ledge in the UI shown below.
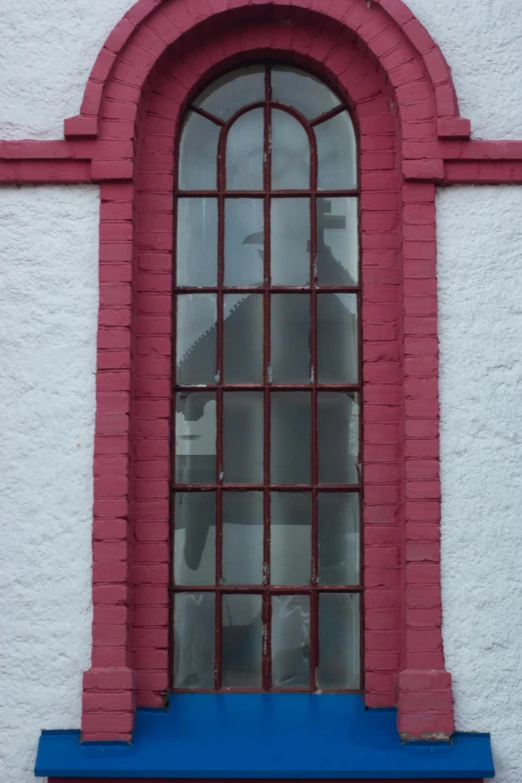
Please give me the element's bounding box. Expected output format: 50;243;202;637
35;694;493;779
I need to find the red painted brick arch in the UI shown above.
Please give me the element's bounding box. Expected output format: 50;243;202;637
78;1;458;743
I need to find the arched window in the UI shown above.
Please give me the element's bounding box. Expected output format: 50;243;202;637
172;64;361;691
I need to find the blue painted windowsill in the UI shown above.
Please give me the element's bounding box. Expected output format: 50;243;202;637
35;693;494;779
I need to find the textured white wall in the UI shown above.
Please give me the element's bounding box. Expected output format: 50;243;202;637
0;2;522;783
437;186;522;783
0;186;99;783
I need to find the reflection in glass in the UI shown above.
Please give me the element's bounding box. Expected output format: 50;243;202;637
224;199;264;286
318;393;359;484
271;198;310;285
176;294;217;385
177;198;218;287
271;393;311;484
194;66;265;120
317;197;358;285
272;595;310;687
318;493;359;586
317;294;358;384
271;66;341;120
223;392;264;483
271;493;311;585
318;593;360;689
316;111;357;190
222;594;262;687
178;111;220;190
174;592;215;689
222;493;264;585
224;294;263;383
271;294;310;383
226;108;264;190
175;392;216;484
174;492;216;586
271;109;310;190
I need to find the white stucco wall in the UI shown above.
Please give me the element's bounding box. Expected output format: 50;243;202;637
0;2;521;783
0;186;99;783
437;186;522;783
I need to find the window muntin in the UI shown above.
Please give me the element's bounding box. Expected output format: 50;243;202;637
172;64;361;692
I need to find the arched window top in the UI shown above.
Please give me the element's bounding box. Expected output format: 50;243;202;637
179;64;357;192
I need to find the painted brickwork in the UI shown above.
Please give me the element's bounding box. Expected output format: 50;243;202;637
1;0;522;781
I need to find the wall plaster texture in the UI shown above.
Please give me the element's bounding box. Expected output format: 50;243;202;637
437;186;522;783
0;1;521;782
0;186;99;783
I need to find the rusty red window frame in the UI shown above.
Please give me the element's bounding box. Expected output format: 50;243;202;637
170;63;363;693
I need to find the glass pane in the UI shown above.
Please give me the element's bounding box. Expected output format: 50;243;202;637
222;594;262;687
224;199;264;286
318;493;360;585
318;393;359;484
174;492;216;585
271;294;310;384
174;592;215;689
317;294;358;384
318;593;360;689
176;294;217;385
317;197;358;285
178;111;219;190
175;392;216;484
224;294;263;383
271;66;340;120
223;392;264;483
272;595;310;688
222;493;263;585
316;111;357;190
271;109;310;190
271;392;311;484
226;108;264;190
177;197;218;286
271;198;310;285
194;66;265;121
271;493;311;585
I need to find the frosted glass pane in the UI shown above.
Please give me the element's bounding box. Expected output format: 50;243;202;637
271;109;310;190
317;294;358;384
174;592;215;689
195;66;265;120
271;392;311;484
317;197;358;285
224;198;264;286
177;198;217;286
222;594;262;687
271;66;340;120
224;294;263;383
270;294;310;383
174;492;216;585
226;109;264;190
178;111;219;190
175;392;216;484
223;392;264;483
318;593;360;689
271;198;310;285
316;111;357;190
272;595;310;687
176;294;217;385
222;493;263;585
318;493;360;586
318;393;359;484
271;493;311;585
